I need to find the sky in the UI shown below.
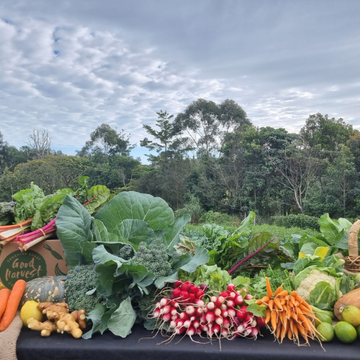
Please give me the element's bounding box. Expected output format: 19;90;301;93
1;0;359;163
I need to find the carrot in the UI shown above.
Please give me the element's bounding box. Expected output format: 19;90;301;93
0;289;11;319
265;277;273;298
265;308;271;323
273;297;283;311
273;284;283;297
270;310;277;331
276;290;289;298
0;279;27;331
268;299;274;311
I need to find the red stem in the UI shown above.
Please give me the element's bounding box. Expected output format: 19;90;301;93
228;239;272;275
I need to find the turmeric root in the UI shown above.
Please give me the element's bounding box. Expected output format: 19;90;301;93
27;302;86;338
27;318;57;337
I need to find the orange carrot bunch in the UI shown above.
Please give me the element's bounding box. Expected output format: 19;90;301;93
255;277;323;347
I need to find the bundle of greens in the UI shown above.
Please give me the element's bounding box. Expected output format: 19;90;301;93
55;191;209;339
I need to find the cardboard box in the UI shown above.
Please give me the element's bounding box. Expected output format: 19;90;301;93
0;239;68;289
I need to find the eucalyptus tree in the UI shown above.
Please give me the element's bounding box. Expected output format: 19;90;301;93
174;98;251;156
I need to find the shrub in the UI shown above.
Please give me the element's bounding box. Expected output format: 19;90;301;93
270;214;320;231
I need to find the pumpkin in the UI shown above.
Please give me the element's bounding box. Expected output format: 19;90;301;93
334;287;360;321
20;276;67;306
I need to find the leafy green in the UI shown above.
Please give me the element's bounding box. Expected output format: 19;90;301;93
56;191;209;338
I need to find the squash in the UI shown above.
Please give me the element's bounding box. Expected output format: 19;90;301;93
20;276;66;306
334;287;360;321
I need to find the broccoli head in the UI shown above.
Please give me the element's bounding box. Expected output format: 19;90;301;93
65;263;106;313
119;244;135;260
133;239;172;278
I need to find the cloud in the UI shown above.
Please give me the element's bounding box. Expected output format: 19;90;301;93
0;0;359;157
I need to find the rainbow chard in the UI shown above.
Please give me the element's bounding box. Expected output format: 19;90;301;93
228;232;280;275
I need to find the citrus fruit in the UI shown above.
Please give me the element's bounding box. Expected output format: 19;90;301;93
314;312;333;327
357;324;360;338
341;305;360;327
334;321;357;343
317;322;334;342
20;300;43;326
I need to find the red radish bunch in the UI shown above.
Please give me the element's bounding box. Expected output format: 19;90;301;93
151;281;266;343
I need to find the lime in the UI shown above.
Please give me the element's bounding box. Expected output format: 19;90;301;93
334;321;357;343
20;300;43;326
341;305;360;327
314;313;333;327
317;322;335;342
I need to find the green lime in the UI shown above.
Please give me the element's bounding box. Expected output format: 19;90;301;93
334;321;357;343
314;313;333;327
342;305;360;327
356;324;360;338
316;322;334;342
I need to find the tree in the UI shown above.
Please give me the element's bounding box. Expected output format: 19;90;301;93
300;113;354;152
77;124;132;158
174;98;251;155
140;110;185;162
28;129;52;159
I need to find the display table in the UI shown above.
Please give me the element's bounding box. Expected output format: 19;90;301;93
16;325;360;360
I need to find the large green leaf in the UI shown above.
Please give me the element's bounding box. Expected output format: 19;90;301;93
56;195;93;268
161;214;191;252
113;219;156;249
107;297;137;338
318;213;351;249
95;191;174;231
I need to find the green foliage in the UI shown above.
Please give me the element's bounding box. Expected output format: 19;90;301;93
65;263;106;313
175;192;204;224
270;214;320;231
56;191;209;338
199;210;239;225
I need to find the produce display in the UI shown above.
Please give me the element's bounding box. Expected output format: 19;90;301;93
1;183;360;355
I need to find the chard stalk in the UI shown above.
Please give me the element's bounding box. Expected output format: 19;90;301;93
228;239;272;275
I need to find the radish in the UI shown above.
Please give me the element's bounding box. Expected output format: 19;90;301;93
190;285;199;294
215;296;225;308
223;318;231;329
226;299;235;308
205;311;215;324
185;305;195;316
249;327;259;338
227;284;236;292
215;316;223;326
234;295;243;305
186;327;196;336
161;305;171;314
214;307;222;317
195;289;205;299
236;308;247;321
245;294;253;300
184;319;192;328
221;309;228;318
181;281;192;291
162;313;171;322
206;301;215;310
227;308;236;318
199;283;208;291
180;291;190;301
174;279;183;287
153;308;161;318
220;303;227;311
220;290;229;298
172;287;181;298
195;307;204;318
255;316;266;328
194;298;205;307
160;298;169;307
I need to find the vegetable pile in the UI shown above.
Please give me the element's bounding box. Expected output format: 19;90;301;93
2;186;360;352
150;280;266;343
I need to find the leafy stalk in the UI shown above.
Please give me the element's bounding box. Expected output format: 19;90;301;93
228;239;273;275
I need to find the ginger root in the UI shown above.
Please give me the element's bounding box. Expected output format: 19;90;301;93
27;318;57;337
27;302;86;338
